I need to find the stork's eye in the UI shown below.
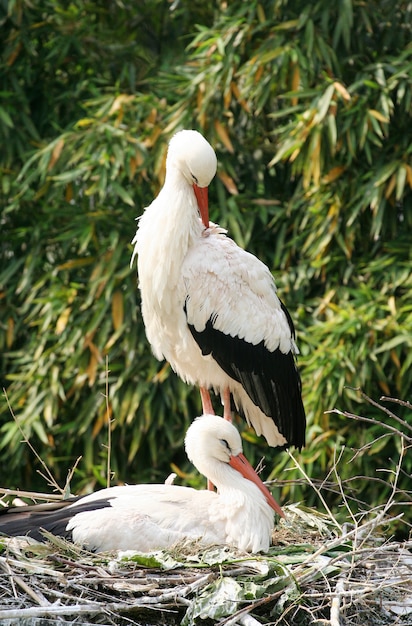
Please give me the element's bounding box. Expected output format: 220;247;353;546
191;172;199;184
220;438;231;452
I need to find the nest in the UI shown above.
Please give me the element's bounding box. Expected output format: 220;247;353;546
1;500;411;626
1;395;411;625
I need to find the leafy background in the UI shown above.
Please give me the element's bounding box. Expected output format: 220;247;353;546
1;0;411;523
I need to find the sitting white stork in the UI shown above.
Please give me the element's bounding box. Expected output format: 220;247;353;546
0;416;282;553
132;129;306;449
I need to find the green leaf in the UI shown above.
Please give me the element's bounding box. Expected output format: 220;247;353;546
183;576;247;623
0;106;13;128
119;551;180;570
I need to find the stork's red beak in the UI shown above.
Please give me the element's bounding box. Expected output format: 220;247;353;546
229;453;285;518
193;183;209;228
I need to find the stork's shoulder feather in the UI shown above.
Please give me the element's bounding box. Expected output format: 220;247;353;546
181;228;295;354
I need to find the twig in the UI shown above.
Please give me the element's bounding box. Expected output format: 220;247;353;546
216;591;285;626
62;456;82;498
0;555;66;579
328;389;412;441
11;574;51;607
325;456;358;626
333;450;357;528
347;432;390;460
381;436;406;517
102;354;114;488
3;388;63;495
0;603;114;619
0;488;65;502
360;391;412;433
329;408;412;444
0;558;18;599
329;575;345;626
294;511;404;575
286;450;343;533
105;354;112;488
380;395;412;410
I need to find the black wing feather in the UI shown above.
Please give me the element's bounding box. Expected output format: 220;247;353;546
0;497;113;543
185;301;306;449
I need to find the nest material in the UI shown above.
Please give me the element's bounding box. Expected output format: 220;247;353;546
0;502;411;626
1;395;411;625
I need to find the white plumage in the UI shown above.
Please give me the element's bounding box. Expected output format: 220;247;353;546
0;416;281;553
132;130;305;448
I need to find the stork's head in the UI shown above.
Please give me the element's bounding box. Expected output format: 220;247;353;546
166;130;217;227
185;415;285;518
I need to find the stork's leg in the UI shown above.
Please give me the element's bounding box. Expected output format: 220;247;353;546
223;387;232;422
200;386;214;415
200;387;215;491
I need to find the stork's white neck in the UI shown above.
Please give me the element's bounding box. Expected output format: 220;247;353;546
208;461;275;553
133;174;203;305
194;448;270;516
132;129;217;308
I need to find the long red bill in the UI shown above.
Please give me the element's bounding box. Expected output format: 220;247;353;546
193;183;209;228
229;453;285;518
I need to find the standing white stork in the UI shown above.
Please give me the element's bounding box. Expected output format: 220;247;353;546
132;130;305;449
0;416;282;552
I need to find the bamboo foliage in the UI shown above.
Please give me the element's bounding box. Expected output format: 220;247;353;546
0;0;411;519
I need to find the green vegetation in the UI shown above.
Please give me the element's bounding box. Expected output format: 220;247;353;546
1;1;411;522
